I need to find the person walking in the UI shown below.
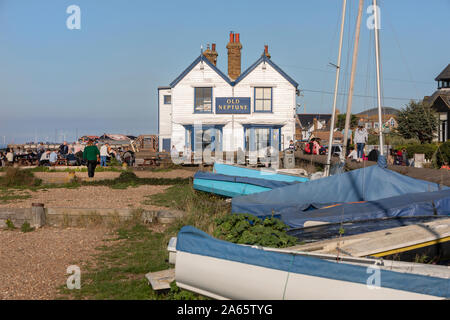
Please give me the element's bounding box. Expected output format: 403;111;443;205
100;143;109;167
353;124;368;163
83;139;100;178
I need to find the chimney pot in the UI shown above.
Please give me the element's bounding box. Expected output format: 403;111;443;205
226;31;242;80
263;44;271;59
212;43;216;51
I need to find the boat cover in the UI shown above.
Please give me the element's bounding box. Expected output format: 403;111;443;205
213;163;309;183
232;159;448;223
176;226;450;298
195;171;297;190
282;188;450;229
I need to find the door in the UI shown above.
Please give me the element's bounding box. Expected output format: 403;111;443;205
162;138;171;152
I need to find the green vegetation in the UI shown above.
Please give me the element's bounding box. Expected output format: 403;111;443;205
59;183;297;300
0;168;189;191
0;189;31;203
214;213;297;248
85;171;190;189
21;221;35;233
396;100;438;144
58;222;204;300
436;141;450;167
337;114;358;131
0;168;42;187
5;218;16;230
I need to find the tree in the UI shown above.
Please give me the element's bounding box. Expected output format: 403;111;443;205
336;114;358;131
396;100;438;144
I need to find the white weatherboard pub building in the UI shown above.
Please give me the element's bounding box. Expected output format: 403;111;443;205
158;32;299;163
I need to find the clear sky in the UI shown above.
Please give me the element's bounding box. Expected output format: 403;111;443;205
1;0;449;144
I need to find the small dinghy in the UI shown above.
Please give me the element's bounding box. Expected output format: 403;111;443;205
193;163;309;197
168;226;450;300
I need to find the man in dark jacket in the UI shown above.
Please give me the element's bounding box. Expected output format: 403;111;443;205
59;141;69;157
83;139;100;178
367;146;380;162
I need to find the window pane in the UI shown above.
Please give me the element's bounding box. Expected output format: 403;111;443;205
263;100;271;111
195;87;212;112
264;88;271;99
255;100;263;111
204;88;211;99
255;88;263;99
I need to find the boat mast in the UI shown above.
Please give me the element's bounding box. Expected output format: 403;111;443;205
341;0;365;162
325;0;347;177
373;0;384;156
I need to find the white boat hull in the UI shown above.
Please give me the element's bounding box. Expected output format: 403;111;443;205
175;251;442;300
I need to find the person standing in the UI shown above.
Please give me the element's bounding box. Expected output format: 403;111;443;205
83;139;100;178
100;143;109;167
6;148;15;165
367;146;380;162
59;141;69;158
353;124;368;163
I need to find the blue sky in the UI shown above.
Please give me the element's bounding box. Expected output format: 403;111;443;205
0;0;449;144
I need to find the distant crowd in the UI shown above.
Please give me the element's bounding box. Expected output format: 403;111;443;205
0;141;134;167
302;123;412;167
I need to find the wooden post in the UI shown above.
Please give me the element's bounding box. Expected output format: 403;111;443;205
31;203;45;228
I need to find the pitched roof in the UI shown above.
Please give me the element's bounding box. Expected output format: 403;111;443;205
296;114;332;128
424;89;450;109
356;107;399;117
169;54;232;87
234;55;299;88
168;54;299;89
435;64;450;81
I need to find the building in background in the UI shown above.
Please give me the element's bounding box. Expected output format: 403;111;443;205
158;32;299;158
295;112;343;145
424;64;450;142
356;107;399;134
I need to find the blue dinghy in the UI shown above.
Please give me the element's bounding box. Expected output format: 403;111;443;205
213;163;309;183
193;171;298;198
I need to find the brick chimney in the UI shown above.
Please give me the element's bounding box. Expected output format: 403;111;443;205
263;44;271;59
226;32;242;80
203;43;218;66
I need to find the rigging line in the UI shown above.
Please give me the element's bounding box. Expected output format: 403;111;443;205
319;0;343;114
382;1;421;97
300;88;420;101
279;64;434;85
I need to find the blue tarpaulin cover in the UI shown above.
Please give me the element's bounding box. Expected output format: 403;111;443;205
282;189;450;229
176;226;450;298
232;161;449;227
